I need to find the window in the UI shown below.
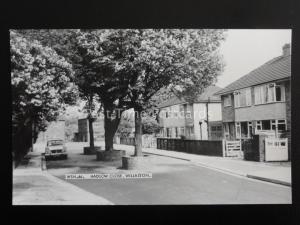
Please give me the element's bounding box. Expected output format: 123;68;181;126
277;120;287;131
236;121;253;139
271;120;276;130
254;83;285;104
246;88;252;106
256;120;271;131
211;125;222;132
165;110;168;118
224;123;229;133
276;85;285;101
186;126;194;136
166;128;171;137
175;127;179;137
179;105;184;113
236;122;241;139
255;120;286;136
248;122;253;138
234;88;251;108
256;121;262;130
240;122;248;138
180;127;185;136
224;95;232;107
262;120;271;130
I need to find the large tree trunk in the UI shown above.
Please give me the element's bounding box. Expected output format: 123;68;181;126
88;116;95;151
134;110;143;157
104;105;121;151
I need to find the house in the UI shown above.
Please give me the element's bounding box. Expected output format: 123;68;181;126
215;43;291;152
36;119;65;142
157;85;223;140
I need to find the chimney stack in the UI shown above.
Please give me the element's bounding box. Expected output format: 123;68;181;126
282;43;291;57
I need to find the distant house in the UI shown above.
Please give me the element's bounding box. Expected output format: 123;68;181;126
157;85;223;140
36;119;65;142
215;44;291;151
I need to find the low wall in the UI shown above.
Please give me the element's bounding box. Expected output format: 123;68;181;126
157;138;223;157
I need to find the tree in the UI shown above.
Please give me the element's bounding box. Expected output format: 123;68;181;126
19;29;132;152
112;29;226;156
11;30;77;159
142;115;160;135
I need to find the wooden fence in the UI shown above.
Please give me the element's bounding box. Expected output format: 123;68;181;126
224;140;242;158
156;138;223;156
120;137;135;146
119;135;157;148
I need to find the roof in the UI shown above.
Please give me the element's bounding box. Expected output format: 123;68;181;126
215;54;291;95
158;85;222;108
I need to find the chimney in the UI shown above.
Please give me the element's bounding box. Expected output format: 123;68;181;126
282;43;291;57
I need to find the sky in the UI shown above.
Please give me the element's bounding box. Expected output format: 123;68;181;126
216;29;292;88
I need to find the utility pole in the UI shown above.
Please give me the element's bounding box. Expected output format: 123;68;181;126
206;97;210;140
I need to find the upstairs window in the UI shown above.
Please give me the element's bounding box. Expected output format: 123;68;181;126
224;95;232;107
234;88;251;108
254;83;285;104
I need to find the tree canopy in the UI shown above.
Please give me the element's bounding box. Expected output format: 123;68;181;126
11;30;78;137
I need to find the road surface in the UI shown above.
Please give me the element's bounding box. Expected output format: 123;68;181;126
45;143;291;205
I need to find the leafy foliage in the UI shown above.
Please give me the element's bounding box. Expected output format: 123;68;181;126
11;30;77;151
142;115;160;135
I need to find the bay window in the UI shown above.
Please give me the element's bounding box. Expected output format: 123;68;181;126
254;83;285;104
255;119;286;137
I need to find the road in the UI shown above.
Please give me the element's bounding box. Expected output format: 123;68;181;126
45;143;291;205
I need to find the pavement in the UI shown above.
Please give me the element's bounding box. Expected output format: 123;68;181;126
12;151;114;205
110;143;292;186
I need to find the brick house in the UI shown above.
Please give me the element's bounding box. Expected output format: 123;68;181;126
157;85;223;140
215;44;291;155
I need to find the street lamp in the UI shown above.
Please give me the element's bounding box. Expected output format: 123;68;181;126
199;121;202;140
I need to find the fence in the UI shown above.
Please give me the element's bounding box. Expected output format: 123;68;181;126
156;138;223;156
120;137;135;146
223;140;242;158
119;135;157;148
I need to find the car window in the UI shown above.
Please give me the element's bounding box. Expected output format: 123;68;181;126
48;140;63;146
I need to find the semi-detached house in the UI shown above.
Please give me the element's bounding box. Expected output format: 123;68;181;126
157;85;223;140
215;43;291;155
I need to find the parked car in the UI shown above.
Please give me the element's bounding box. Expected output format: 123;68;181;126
45;139;68;160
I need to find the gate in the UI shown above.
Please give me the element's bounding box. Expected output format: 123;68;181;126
224;140;242;158
265;138;288;161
